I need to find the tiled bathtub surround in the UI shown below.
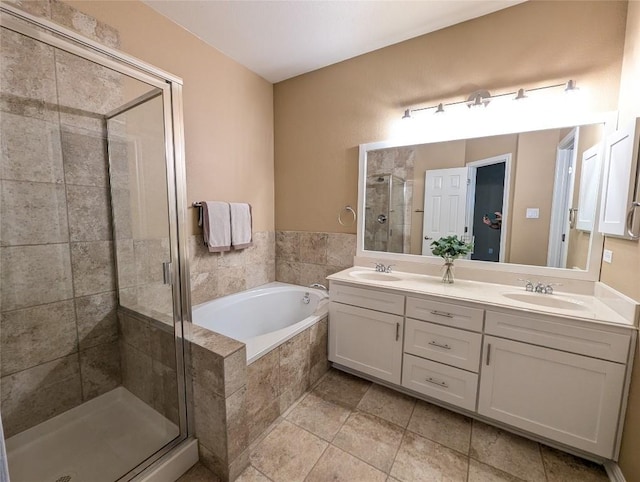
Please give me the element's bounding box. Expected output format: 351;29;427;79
0;8;122;437
189;231;275;306
275;231;356;286
246;317;329;443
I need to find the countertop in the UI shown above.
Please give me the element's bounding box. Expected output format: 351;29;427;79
327;267;638;328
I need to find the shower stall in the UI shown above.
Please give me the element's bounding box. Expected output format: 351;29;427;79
364;173;407;253
1;5;192;481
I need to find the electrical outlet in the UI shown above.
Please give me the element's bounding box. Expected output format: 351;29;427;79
603;249;613;264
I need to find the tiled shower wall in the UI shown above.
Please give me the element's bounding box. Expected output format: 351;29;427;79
0;2;122;438
275;231;356;285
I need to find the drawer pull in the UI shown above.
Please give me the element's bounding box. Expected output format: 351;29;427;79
428;340;451;350
486;343;491;365
425;376;449;389
430;310;453;318
396;322;400;341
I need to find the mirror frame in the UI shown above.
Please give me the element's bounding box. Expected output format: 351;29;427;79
357;110;618;281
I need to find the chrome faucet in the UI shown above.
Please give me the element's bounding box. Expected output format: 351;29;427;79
518;279;534;292
309;283;328;291
374;262;394;273
534;282;546;293
520;279;560;294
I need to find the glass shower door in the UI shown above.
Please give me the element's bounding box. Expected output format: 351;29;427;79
1;13;186;481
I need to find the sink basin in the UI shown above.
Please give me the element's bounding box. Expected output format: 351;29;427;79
349;270;403;282
501;292;589;311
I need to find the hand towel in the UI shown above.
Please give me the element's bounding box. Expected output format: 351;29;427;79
202;201;231;252
230;202;253;250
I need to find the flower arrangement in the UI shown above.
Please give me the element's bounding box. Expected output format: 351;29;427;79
430;235;474;283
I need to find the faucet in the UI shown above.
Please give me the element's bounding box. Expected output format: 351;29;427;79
518;279;534;292
374;262;394;273
309;283;328;291
520;279;560;294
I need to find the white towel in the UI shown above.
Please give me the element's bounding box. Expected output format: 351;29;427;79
230;203;253;250
202;201;231;253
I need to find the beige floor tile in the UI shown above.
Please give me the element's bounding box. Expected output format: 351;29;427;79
468;459;525;481
357;384;416;428
407;400;471;454
390;431;468;482
285;392;351;441
176;463;218;481
332;411;404;473
236;465;272;482
306;445;387;482
540;445;609;482
312;369;371;409
250;420;327;482
470;421;545;482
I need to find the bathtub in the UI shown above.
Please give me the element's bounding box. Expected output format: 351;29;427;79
192;282;329;363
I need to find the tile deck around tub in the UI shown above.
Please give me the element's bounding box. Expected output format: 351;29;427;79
178;369;610;482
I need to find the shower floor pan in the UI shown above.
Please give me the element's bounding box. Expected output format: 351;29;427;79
6;387;178;482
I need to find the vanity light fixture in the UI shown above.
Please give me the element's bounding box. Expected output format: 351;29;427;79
401;79;578;118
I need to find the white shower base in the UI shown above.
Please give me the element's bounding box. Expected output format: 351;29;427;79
6;386;179;482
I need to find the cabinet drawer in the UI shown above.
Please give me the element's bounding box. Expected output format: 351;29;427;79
404;319;482;372
406;297;484;332
402;354;478;411
485;311;630;363
330;282;404;315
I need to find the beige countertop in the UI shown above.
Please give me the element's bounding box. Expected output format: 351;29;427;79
327;267;638;328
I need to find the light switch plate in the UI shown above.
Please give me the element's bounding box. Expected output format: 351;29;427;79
526;208;540;219
603;249;613;263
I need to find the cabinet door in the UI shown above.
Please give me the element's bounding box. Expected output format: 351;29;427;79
478;336;625;458
329;302;403;384
599;118;640;237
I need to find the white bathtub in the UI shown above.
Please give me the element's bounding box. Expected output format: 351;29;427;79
192;282;329;363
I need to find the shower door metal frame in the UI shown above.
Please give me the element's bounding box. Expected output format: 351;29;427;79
0;5;194;481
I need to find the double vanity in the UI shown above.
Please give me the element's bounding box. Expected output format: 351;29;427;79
327;267;638;461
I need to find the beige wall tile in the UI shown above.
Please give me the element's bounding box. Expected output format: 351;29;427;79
50;0;120;48
79;341;121;401
276;231;300;262
150;323;177;370
120;341;153;405
193;383;227;462
0;354;82;437
0;112;63;183
326;233;356;268
299;232;328;265
279;331;310;397
0;30;58;123
1;300;77;376
60;126;109;187
1;180;69;246
119;311;151;354
76;291;118;350
152;360;180;426
1;244;73;311
70;240;116;297
275;259;299;284
247;350;279;420
225;386;248;462
66;185;112;242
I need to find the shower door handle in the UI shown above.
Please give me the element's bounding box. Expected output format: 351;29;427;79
162;262;173;285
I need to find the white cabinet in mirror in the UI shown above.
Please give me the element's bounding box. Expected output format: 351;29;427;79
357;113;617;281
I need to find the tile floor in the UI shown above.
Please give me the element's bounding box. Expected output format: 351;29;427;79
179;369;610;482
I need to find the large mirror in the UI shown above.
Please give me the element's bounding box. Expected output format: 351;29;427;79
361;120;610;273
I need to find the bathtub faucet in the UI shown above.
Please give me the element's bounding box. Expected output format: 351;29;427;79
309;283;328;291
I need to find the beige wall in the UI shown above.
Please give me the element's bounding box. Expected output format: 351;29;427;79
66;0;275;235
612;2;640;480
274;1;626;235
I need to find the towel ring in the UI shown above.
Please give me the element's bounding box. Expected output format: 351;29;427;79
338;205;357;226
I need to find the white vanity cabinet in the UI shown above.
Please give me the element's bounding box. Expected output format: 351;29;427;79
478;310;630;458
328;283;404;384
327;277;636;460
401;296;484;411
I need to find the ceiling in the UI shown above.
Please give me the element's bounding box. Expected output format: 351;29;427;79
143;0;525;84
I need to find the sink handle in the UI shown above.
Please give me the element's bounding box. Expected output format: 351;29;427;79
543;283;562;295
517;278;534;292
